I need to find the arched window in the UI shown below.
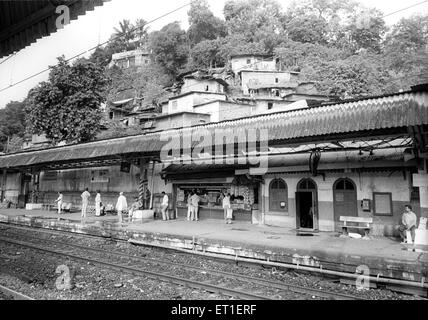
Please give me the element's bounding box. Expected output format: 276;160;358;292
298;178;316;190
269;178;288;212
334;178;355;191
333;178;358;223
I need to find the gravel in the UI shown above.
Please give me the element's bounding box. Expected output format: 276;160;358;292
0;225;423;300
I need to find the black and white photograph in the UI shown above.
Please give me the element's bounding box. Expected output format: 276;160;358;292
0;0;427;309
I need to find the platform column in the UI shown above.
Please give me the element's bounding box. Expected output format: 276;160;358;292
413;159;428;219
1;169;6;202
138;158;148;208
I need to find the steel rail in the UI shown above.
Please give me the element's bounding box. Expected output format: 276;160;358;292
0;236;270;300
0;228;363;300
0;284;35;300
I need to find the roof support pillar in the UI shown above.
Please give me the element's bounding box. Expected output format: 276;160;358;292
149;160;156;210
1;169;7;202
414;159;428;219
138;158;148;208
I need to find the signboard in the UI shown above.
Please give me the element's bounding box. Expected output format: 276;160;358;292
361;199;371;212
177;189;185;202
373;193;392;216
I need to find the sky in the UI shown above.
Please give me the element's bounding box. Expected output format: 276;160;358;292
0;0;427;108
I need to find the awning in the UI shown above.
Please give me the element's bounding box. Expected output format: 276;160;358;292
0;0;107;58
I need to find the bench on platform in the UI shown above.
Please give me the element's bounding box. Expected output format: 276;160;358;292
340;216;373;238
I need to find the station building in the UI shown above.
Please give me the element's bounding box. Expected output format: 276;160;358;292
0;85;427;237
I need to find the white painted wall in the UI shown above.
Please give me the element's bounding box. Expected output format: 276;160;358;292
230;56;276;74
166;93;226;114
181;79;224;94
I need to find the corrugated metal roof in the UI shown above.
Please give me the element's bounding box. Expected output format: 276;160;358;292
0;90;427;169
0;0;107;58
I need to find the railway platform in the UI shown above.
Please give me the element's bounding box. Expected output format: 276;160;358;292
0;208;427;289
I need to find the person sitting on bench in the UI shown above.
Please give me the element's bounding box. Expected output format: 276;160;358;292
129;197;143;222
398;205;417;245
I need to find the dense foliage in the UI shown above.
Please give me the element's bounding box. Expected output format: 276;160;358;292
0;101;26;152
2;0;427;147
91;0;428;96
25;57;110;144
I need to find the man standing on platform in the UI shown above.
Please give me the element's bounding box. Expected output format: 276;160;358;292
161;191;169;221
116;192;128;223
95;190;102;217
55;191;63;214
398;204;418;245
81;188;90;220
190;192;200;221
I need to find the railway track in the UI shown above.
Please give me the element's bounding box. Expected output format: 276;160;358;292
0;284;34;300
0;226;364;300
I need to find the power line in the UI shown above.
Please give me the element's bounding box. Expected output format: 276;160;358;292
382;0;428;18
0;2;191;94
0;53;16;66
1;0;427;95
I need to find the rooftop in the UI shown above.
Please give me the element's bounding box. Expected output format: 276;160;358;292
0;89;426;170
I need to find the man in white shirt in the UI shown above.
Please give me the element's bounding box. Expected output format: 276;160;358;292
95;191;102;217
398;204;418;244
161;191;169;221
190;193;200;221
81;188;90;219
116;192;128;223
55;192;63;214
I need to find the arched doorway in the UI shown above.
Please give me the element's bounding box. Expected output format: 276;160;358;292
296;178;318;230
333;178;358;231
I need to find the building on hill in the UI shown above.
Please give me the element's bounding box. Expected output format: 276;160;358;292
240;70;300;96
109;48;151;69
230;54;277;74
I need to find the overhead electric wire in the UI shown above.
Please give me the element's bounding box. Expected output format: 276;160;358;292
382;0;428;18
0;2;192;94
1;0;427;94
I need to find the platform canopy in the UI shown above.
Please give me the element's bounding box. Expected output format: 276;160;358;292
0;89;427;171
0;0;107;59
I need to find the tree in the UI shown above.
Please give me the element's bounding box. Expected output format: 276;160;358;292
110;19;137;52
223;0;286;52
188;39;226;69
285;14;329;44
187;0;227;46
285;0;386;53
88;46;113;68
382;15;428;91
148;22;189;76
25;57;110;144
312;53;389;97
0;101;26;152
275;41;389;97
274;40;345;71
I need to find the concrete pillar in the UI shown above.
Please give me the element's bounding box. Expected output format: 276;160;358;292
149;161;155;209
138;158;148;208
414;159;428;218
419;159;428;218
1;169;6;202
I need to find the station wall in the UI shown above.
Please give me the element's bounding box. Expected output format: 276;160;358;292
258;171;418;236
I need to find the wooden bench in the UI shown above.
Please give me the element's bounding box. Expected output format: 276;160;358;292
340;216;373;238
